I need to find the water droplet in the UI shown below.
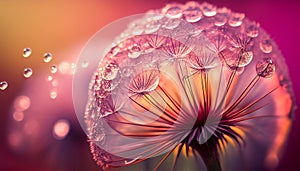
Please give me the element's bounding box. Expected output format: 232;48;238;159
120;66;133;77
53;119;70;140
164;5;183;19
102;63;119;80
183;5;202;23
81;61;89;68
256;58;276;78
0;81;8;90
214;13;227;26
228;12;245;27
23;68;33;78
145;21;161;34
163;18;181;29
50;65;58;74
43;52;53;63
246;23;259;38
239;51;253;67
23;48;32;58
128;69;160;96
201;2;217;17
260;39;273;53
46;75;53;82
50;89;58;99
128;44;142;58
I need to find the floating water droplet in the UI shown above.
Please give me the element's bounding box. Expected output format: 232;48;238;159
246;23;259;38
50;65;58;74
228;12;245;27
23;48;32;58
183;5;202;23
260;39;273;53
201;2;217;17
128;44;142;58
81;61;89;68
164;5;183;19
256;58;276;78
46;75;53;82
23;68;33;78
50;90;58;99
0;81;8;90
43;52;53;63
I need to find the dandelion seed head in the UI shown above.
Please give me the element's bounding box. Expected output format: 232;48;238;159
76;1;295;170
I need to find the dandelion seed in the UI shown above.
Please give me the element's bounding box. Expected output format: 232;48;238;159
81;1;295;171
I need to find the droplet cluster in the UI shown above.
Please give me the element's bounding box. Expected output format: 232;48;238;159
83;1;294;170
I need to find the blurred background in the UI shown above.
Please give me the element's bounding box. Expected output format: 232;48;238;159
0;0;299;170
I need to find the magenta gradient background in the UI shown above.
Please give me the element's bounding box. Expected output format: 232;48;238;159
0;0;299;170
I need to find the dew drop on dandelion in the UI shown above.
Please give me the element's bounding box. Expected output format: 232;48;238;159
75;2;295;171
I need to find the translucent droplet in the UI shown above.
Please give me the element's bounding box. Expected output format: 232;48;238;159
163;18;181;29
214;13;227;26
128;44;142;58
50;90;58;99
102;63;119;80
145;21;161;34
240;51;253;67
23;48;32;58
183;6;202;23
120;66;133;77
43;52;53;63
23;68;33;78
201;2;217;17
0;81;8;90
256;58;276;78
81;61;89;68
228;13;245;27
46;75;53;82
246;23;259;38
164;5;183;19
260;39;273;53
128;69;160;95
50;65;58;74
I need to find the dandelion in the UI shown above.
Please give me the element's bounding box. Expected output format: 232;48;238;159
83;1;295;170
